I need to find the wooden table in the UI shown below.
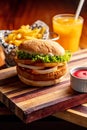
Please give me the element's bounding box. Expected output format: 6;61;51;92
54;103;87;128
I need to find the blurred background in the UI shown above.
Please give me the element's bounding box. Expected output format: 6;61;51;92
0;0;87;48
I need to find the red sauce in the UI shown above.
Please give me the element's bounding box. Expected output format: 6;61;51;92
73;69;87;79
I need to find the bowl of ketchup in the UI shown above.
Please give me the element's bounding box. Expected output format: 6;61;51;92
70;67;87;93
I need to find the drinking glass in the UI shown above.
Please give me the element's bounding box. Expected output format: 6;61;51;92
52;14;84;52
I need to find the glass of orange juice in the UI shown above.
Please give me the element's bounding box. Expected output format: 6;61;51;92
52;14;84;52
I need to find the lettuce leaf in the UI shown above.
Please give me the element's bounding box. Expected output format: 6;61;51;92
17;50;71;63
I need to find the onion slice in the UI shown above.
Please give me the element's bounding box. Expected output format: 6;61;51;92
34;66;58;74
18;63;45;70
18;63;58;74
15;57;64;67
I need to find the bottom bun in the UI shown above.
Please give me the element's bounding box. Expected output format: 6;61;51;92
18;74;65;87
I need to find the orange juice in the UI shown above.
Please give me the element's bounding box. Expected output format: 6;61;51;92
52;14;83;52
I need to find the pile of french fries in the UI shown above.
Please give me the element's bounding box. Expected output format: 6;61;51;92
4;25;46;46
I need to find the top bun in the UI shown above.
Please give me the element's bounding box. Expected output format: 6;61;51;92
18;39;65;56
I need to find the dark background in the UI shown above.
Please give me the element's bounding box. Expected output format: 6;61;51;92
0;114;87;130
0;0;86;29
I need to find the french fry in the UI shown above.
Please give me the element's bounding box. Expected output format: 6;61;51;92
4;25;46;46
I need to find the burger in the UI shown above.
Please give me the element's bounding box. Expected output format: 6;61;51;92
15;39;71;87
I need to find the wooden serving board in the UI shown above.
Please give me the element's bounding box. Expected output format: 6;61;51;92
0;49;87;123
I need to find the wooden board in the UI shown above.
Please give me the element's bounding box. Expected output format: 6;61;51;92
54;102;87;128
0;49;87;123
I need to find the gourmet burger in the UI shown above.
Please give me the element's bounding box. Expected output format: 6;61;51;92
15;39;71;87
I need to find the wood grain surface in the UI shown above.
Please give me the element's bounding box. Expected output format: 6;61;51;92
0;49;87;123
54;103;87;128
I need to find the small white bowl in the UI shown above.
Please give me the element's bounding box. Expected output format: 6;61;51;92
70;67;87;93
